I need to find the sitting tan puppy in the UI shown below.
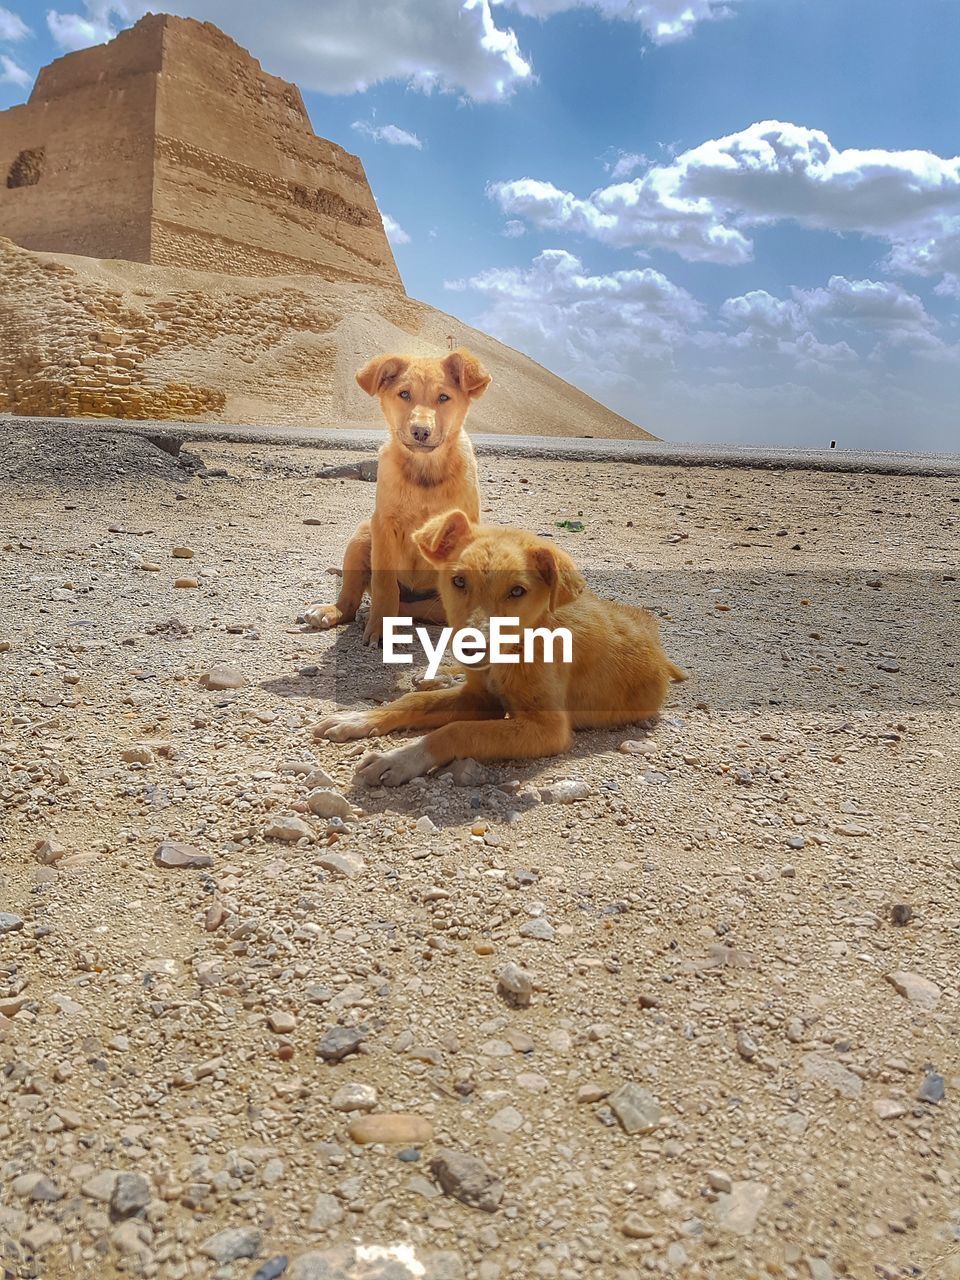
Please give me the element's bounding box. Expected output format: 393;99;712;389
304;349;491;645
314;511;686;784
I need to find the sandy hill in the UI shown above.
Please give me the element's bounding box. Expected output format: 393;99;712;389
0;238;652;438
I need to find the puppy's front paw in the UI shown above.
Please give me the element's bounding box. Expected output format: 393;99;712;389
356;739;433;787
412;672;460;691
362;614;384;647
304;603;343;631
312;710;375;742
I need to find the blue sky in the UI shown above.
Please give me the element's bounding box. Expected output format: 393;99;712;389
2;0;959;450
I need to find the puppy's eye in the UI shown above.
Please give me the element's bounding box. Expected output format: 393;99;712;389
509;585;526;598
452;574;467;589
398;389;411;400
438;393;450;403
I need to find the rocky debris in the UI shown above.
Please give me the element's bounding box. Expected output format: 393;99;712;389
518;918;555;941
316;850;365;878
618;739;654;755
109;1172;151;1221
735;1029;758;1061
885;970;941;1010
834;821;870;837
306;1192;343;1231
200;1226;262;1264
153;839;213;869
302;766;336;789
889;902;914;926
444;758;488;786
12;1173;62;1201
317;459;379;481
332;1083;378;1112
873;1098;907;1120
316;1025;367;1062
707;1169;733;1194
347;1114;434;1145
171;545;195;558
174;576;200;588
252;1260;290;1280
286;1247;461;1280
430;1149;504;1213
712;1180;770;1235
801;1052;863;1099
621;1212;656;1239
539;778;591;804
81;1170;119;1203
0;913;24;934
608;1083;662;1134
918;1071;945;1104
497;962;534;1008
306;788;356;820
264;814;314;842
33;837;67;864
198;663;245;690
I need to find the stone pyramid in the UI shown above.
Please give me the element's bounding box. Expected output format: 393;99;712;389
0;14;401;285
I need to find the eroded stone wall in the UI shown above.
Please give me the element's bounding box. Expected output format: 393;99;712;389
0;20;158;262
0;239;226;420
0;14;401;285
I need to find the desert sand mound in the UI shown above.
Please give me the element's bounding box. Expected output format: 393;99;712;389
0;238;652;439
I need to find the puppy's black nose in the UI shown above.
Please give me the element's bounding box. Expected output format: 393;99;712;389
412;424;432;444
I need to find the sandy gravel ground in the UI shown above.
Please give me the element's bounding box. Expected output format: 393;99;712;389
1;424;958;1280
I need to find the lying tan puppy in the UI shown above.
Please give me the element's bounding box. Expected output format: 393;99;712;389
314;511;686;784
304;349;490;645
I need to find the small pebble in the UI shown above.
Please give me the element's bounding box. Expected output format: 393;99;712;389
348;1113;434;1145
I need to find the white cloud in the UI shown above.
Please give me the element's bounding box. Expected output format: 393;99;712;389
884;223;960;280
491;121;960;279
497;0;735;44
0;51;29;85
797;276;933;330
0;6;30;41
720;276;948;366
934;273;960;300
720;289;805;337
448;252;960;443
352;120;423;149
606;150;648;180
47;1;122;50
45;0;534;101
488;174;754;263
501;219;526;238
380;212;411;246
713;290;858;371
447;248;705;391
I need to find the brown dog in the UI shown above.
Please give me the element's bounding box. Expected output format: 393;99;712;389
313;511;686;784
304;349;490;645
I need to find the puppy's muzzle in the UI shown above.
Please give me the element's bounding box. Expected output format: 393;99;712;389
408;409;438;449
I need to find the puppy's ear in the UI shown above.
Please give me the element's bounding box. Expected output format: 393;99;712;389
529;542;586;612
443;348;491;400
356;354;409;396
415;509;475;564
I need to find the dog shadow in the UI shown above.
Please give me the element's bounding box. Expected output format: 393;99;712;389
260;620;402;707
